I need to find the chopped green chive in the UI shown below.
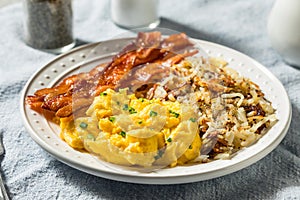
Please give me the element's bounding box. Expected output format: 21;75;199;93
109;116;116;122
116;101;120;105
173;113;179;118
189;145;192;149
119;131;126;138
150;110;158;117
123;104;129;111
100;92;107;96
169;110;179;118
128;107;137;114
189;118;196;122
79;122;88;129
87;133;94;140
167;137;172;142
138;98;145;102
138;120;143;124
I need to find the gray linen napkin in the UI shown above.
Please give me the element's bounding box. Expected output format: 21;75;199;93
0;0;299;199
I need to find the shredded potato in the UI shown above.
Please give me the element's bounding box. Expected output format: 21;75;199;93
171;57;277;160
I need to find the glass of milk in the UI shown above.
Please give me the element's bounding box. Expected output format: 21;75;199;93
111;0;160;29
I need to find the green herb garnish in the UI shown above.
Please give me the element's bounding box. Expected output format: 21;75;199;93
109;116;116;122
189;118;196;122
150;110;158;117
100;92;107;96
169;110;179;118
79;122;88;129
119;131;126;138
128;107;137;114
138;120;143;124
189;145;193;149
138;98;145;102
87;133;94;140
123;104;129;111
167;137;172;142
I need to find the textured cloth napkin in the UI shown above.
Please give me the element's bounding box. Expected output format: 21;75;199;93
0;0;299;199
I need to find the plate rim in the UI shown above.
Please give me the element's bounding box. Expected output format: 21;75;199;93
20;37;292;184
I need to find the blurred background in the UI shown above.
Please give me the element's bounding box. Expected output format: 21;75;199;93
0;0;19;7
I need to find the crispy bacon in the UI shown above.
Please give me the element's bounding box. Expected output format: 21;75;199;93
26;32;197;118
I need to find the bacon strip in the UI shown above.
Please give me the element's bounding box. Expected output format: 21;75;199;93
26;32;197;118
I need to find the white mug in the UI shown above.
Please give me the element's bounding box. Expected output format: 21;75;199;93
268;0;300;68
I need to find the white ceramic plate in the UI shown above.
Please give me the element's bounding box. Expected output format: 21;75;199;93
20;38;292;184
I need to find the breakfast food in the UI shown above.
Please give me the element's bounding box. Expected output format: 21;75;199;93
26;32;197;118
61;89;200;167
25;32;277;168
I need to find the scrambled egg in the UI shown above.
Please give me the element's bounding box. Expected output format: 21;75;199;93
60;88;201;167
